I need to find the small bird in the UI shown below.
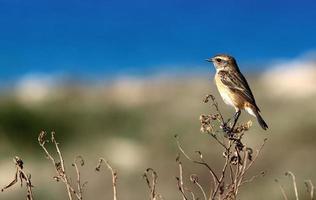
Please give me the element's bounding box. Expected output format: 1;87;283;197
206;54;268;131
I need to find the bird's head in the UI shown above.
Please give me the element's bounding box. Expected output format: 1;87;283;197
206;54;238;71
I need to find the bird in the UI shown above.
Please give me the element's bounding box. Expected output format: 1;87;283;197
206;54;268;131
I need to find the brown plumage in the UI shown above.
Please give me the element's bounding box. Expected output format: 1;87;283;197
207;54;268;130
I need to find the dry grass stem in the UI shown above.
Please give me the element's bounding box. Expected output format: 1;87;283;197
305;180;315;200
72;156;87;200
1;156;34;200
175;135;219;186
285;171;299;200
143;168;163;200
176;94;268;200
275;179;289;200
190;174;207;200
276;172;315;200
96;158;118;200
175;156;190;200
38;131;84;200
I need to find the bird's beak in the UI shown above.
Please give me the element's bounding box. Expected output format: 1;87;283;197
205;58;213;62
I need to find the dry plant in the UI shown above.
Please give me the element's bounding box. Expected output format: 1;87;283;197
275;171;315;200
38;131;87;200
95;158;118;200
143;168;163;200
1;156;34;200
174;94;267;200
6;94;315;200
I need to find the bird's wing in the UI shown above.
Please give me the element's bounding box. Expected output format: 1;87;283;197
218;70;260;111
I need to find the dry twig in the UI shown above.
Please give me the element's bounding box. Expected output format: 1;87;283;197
285;171;299;200
143;168;163;200
96;158;118;200
275;179;289;200
72;156;87;200
305;180;314;200
175;156;189;200
175;94;267;200
38;131;85;200
276;173;315;200
190;174;207;200
1;156;34;200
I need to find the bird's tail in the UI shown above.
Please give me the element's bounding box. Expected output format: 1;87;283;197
255;112;268;130
245;106;268;130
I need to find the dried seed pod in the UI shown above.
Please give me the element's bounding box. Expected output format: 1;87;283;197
190;174;199;183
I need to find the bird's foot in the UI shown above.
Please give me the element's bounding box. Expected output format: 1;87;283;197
221;122;234;137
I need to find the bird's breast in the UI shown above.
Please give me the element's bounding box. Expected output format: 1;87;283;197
214;74;235;107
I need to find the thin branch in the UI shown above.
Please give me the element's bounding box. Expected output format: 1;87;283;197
211;147;230;199
229;164;235;184
190;174;207;200
240;171;265;186
38;131;81;200
275;179;289;200
143;168;161;200
305;180;314;200
234;148;249;195
72;156;86;200
1;157;34;200
203;94;225;123
285;171;299;200
175;135;219;185
209;134;227;149
175;158;189;200
244;138;267;173
51;132;73;200
96;158;118;200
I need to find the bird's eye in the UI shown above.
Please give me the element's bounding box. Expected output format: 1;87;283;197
215;58;221;62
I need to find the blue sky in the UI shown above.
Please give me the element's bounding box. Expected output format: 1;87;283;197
0;0;316;80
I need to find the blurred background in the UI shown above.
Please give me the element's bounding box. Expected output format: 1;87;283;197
1;0;316;199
